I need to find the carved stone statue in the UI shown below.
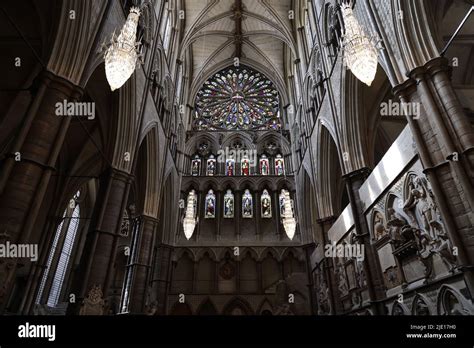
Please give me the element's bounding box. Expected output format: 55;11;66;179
373;212;387;240
317;275;330;314
79;285;105;315
414;229;434;280
354;258;366;288
432;229;457;272
336;263;348;296
386;208;408;247
403;176;444;239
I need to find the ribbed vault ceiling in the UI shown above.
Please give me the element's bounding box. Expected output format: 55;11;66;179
181;0;295;93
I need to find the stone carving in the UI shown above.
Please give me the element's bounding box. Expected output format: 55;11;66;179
383;266;400;288
120;210;130;237
386;208;409;246
370;171;457;288
351;291;362;307
336;261;348;296
373;211;387;240
432;229;457;272
403;176;444;239
316;270;330;314
403;174;456;273
417;232;435;280
145;301;158;315
413;297;430;315
354;257;366;288
79;285;105;315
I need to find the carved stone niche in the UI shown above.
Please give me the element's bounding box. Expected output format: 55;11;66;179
402;173;457;273
384;195;433;283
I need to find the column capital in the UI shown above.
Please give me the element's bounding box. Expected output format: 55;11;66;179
109;167;135;183
40;69;84;100
138;215;160;224
406;56;451;82
342;166;371;182
316;216;337;225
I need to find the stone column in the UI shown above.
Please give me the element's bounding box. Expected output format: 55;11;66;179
273;190;281;237
0;71;82;312
216;190;221;240
255;192;261;239
235;190;241;240
68;167;133;314
303;244;317;315
149;243;173;315
127;215;158;314
317;216;339;314
344;168;386;315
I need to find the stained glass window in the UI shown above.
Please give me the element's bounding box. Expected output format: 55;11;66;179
224;189;234;218
204;190;216;219
242;189;253;218
226;158;235;176
279;189;294;217
260;155;270;175
275;154;285;176
206;155;216;176
191;155;201;176
279;190;286;216
37;190;81;307
261;190;272;218
194;65;281;130
241;156;250;176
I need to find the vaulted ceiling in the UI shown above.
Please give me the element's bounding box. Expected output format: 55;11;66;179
180;0;296;99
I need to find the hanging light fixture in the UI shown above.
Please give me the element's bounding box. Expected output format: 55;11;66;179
282;190;297;240
341;1;378;86
183;190;197;240
104;7;142;91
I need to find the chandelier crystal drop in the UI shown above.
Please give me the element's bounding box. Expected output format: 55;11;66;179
341;3;378;86
104;7;141;91
183;190;197;240
282;190;296;240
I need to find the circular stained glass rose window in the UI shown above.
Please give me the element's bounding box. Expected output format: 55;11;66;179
194;65;281;131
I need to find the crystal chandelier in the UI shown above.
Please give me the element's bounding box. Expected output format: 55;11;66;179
282;190;297;240
183;190;197;240
341;2;378;86
104;7;141;91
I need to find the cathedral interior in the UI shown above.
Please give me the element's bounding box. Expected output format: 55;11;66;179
0;0;473;317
